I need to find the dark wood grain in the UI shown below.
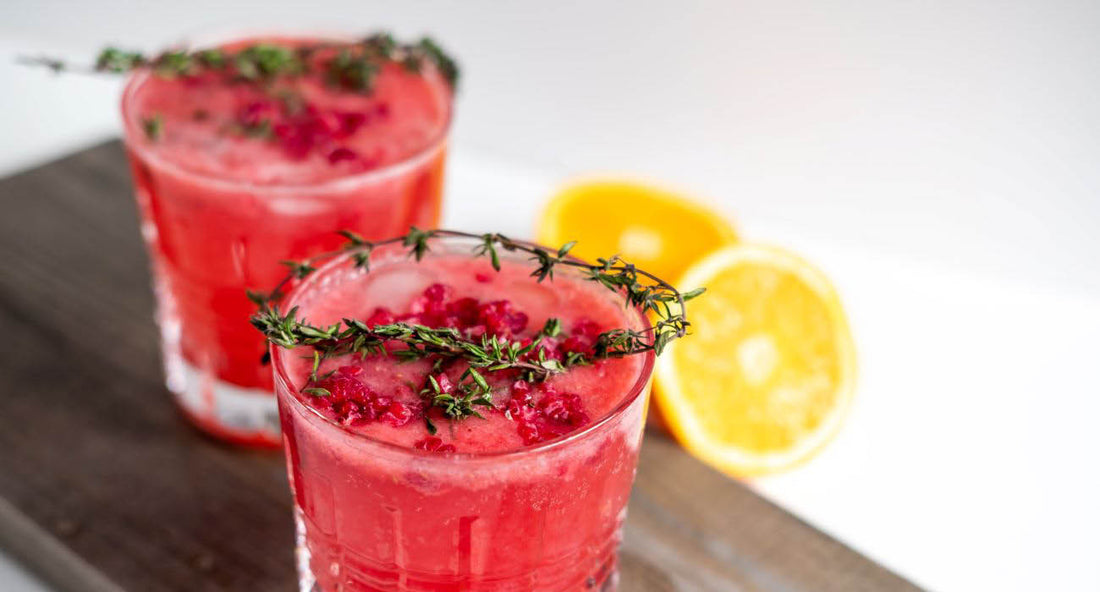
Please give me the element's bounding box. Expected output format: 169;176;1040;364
0;140;922;592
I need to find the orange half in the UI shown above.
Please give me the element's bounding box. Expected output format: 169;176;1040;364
537;180;737;284
655;244;856;477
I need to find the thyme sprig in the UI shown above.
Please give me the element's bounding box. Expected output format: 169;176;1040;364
18;32;459;90
250;229;704;419
421;368;494;420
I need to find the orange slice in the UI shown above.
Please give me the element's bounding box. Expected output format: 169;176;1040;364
536;180;737;284
655;244;856;477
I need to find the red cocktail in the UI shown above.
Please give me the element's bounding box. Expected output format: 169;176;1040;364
120;35;454;445
269;236;655;591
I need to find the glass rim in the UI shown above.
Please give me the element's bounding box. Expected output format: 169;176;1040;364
270;235;657;461
118;34;454;196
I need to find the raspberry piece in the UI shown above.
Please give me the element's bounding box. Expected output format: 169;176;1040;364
411;284;452;326
415;436;456;453
446;297;480;328
478;300;529;337
329;398;357;418
236;99;274;128
312;368;421;428
539;391;589;427
327;146;359;164
560;335;594;356
415;436;442;450
314;109;340;134
381;400;415;427
506;381;539;443
366;307;396;327
424;281;451;299
509;384;592;445
560;319;603;356
511;380;533;403
335;111;367;136
508;313;529;334
506;382;538;422
363;395;393;421
316;373;367;404
423;283;450;302
517;422;541;446
433;373;455;394
274;123;315;159
572;319;601;339
273;104;338;160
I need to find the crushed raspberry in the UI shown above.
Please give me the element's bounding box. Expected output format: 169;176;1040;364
381;400;416;427
318;368;368;402
410;284;452;326
559;335;593;356
446;297;480;328
323;286;608;444
203;56;392;162
478;300;529;337
507;399;538;422
506;382;591;445
415;436;456;453
572;319;601;339
505;380;538;423
361;396;385;418
366;307;396;327
329;399;362;424
390;284;550;339
273;121;316;159
257;101;379;162
335;111;367;136
308;109;336;134
511;380;533;403
327;147;359;164
517;422;541;445
539;390;589;427
432;373;455;394
423;283;450;302
559;318;602;356
236;99;274;128
474;273;492;283
311;366;419;427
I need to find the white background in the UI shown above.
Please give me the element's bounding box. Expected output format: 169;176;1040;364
2;1;1099;590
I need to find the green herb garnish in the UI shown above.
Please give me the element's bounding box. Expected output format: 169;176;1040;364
250;229;703;424
19;33;460;91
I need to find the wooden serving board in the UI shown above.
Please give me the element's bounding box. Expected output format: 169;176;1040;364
0;141;921;592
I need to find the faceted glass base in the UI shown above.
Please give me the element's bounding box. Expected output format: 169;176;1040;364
293;507;620;592
165;354;280;447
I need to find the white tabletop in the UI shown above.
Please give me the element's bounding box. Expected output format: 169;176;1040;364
2;2;1099;590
